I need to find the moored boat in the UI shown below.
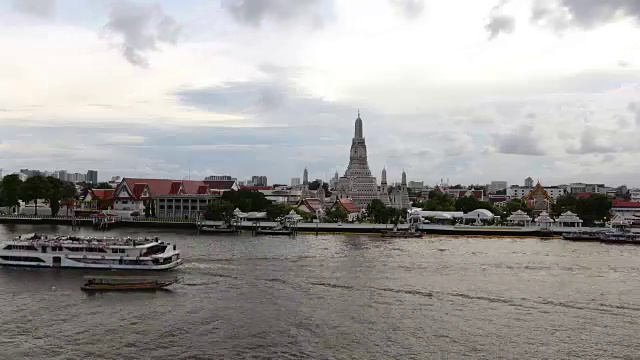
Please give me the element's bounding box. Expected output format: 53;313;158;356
0;234;182;270
380;230;423;238
561;229;606;242
81;275;181;292
200;225;237;234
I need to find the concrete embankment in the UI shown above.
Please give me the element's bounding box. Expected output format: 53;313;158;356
0;216;580;236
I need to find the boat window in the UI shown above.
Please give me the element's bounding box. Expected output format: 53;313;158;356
3;245;38;251
0;256;46;263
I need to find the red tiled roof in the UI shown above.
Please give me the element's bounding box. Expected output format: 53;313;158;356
575;192;592;198
240;186;272;191
117;178;236;199
336;199;359;213
612;200;640;208
203;180;236;190
170;181;181;195
301;198;324;212
92;189;114;200
181;180;207;194
132;183;147;199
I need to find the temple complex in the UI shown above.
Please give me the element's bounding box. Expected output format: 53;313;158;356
335;112;410;210
523;182;552;215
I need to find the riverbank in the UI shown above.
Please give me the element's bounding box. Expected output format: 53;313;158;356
0;215;600;237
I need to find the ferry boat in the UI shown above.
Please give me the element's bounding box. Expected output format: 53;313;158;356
0;234;182;270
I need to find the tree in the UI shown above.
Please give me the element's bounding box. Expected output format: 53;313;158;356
575;194;611;226
266;203;290;221
0;174;23;210
19;176;50;216
44;177;64;216
204;200;235;221
94;182;113;189
455;196;480;213
417;192;455;211
144;200;152;218
387;207;406;226
221;189;271;212
326;206;348;223
366;199;390;223
552;194;577;217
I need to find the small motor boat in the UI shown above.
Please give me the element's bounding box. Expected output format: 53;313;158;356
81;275;180;292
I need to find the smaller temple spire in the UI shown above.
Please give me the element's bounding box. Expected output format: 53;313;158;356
401;169;407;186
381;167;387;184
303;167;309;185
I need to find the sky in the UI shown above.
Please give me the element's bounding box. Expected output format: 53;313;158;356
0;0;640;186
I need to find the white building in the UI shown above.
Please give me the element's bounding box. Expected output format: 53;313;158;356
508;185;566;200
489;181;507;193
408;181;424;191
566;183;607;194
291;177;301;187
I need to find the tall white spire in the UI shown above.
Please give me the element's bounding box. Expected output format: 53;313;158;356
354;111;363;138
303;167;309;185
381;167;387;184
401;169;407;186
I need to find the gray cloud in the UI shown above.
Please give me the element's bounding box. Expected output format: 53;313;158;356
486;14;515;39
532;0;640;29
221;0;326;28
485;1;515;39
493;125;546;156
628;102;640;125
13;0;56;18
389;0;425;20
566;127;617;154
103;1;181;67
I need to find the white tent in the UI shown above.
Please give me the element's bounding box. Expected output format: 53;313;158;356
557;211;583;227
462;209;494;225
463;209;494;220
507;210;532;226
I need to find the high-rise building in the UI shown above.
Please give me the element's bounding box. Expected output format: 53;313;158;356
57;170;68;182
303;168;309;186
251;176;267;186
86;170;98;184
525;177;534;188
291;177;301;187
490;181;508;193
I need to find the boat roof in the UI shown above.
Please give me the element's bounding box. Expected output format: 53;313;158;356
84;275;177;280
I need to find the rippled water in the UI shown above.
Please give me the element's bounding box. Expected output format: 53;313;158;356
0;224;639;359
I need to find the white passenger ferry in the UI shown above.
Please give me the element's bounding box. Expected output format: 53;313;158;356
0;234;182;270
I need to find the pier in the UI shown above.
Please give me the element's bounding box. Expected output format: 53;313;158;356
0;214;623;236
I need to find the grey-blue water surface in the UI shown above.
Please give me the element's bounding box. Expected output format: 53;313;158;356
0;224;638;359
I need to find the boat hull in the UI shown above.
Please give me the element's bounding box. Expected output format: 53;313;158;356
81;282;176;291
0;256;182;271
200;227;236;234
380;231;422;238
256;230;292;235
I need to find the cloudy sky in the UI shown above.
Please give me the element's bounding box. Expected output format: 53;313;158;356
0;0;639;186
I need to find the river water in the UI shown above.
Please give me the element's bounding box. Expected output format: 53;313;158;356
0;224;638;359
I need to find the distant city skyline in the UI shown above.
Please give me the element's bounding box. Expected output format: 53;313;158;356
1;1;640;185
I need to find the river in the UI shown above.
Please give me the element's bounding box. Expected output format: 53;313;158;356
0;224;638;359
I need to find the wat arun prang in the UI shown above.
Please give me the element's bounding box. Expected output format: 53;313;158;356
336;112;411;210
